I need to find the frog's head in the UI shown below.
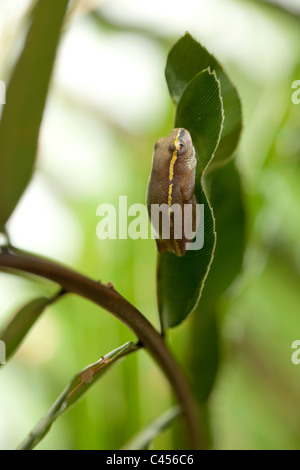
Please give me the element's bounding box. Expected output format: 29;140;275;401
154;128;194;162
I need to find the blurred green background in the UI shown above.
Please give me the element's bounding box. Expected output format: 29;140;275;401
0;0;300;450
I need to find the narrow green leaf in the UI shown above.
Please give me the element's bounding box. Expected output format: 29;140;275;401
158;70;224;329
166;32;242;168
0;0;69;230
0;293;62;363
17;342;138;450
122;406;181;450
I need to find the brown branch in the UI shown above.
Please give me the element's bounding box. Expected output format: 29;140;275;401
0;246;201;449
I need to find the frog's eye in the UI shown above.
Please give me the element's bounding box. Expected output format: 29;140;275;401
176;141;185;153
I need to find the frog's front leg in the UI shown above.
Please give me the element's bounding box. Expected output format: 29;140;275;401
180;165;196;202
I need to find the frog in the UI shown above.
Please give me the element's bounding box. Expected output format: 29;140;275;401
146;128;198;257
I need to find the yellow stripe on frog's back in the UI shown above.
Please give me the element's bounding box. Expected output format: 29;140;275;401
168;129;181;207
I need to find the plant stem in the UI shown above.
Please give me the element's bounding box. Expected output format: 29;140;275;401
0;246;201;449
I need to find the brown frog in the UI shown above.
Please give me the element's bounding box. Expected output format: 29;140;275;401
147;128;198;256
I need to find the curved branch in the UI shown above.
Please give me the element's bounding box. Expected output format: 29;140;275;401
0;246;201;449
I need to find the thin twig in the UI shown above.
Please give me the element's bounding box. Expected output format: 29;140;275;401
0;246;201;449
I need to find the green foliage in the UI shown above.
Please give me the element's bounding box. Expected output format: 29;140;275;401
158;33;243;329
165;33;242;168
0;0;69;230
0;23;247;449
4;0;290;448
18;342;137;450
0;293;62;363
158;67;224;329
189;161;246;402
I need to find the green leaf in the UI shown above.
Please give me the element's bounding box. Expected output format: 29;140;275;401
158;69;224;329
199;161;246;301
165;32;242;168
0;0;69;230
0;292;62;363
17;342;138;450
176;70;224;172
122;406;181;450
157;33;243;329
188;161;246;402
